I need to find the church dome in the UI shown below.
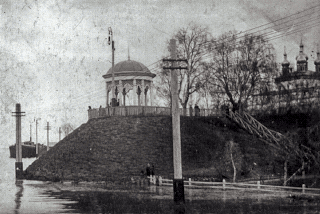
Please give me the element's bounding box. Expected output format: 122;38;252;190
315;52;320;65
281;47;290;66
296;41;308;63
103;59;156;79
296;52;308;63
282;55;290;66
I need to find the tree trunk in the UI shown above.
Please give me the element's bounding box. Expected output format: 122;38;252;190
230;142;236;183
232;102;240;112
302;159;305;182
182;103;187;116
283;159;288;186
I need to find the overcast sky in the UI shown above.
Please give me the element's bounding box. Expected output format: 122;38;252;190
0;0;319;147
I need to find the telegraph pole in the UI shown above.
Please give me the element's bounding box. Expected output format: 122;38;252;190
59;127;62;141
12;103;25;179
35;118;41;156
108;27;116;107
163;39;187;205
44;122;51;151
30;123;32;142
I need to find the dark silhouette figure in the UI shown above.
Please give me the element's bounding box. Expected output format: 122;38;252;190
195;105;200;116
88;106;91;110
99;105;103;116
151;165;155;176
146;163;151;176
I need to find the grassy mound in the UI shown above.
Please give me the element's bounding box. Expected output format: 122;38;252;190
24;115;287;182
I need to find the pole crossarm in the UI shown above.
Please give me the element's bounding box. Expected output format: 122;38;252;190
163;66;188;70
12;112;26;117
163;59;188;63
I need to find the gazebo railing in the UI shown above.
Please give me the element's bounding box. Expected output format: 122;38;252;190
88;106;221;120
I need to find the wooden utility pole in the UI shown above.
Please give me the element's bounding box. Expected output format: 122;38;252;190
44;122;51;151
35;118;41;156
59;127;62;141
163;39;188;205
109;27;117;107
30;123;32;142
12;103;25;179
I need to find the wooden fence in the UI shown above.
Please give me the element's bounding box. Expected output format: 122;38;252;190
88;106;221;120
147;176;320;196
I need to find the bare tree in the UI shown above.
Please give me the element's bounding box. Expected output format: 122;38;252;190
154;61;172;107
61;123;75;137
161;23;210;114
224;139;243;182
206;31;278;112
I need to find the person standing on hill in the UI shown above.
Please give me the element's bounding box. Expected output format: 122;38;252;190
151;165;155;176
195;105;200;116
146;163;151;176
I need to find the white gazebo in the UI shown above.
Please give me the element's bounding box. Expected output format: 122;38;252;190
102;58;156;107
87;57;217;119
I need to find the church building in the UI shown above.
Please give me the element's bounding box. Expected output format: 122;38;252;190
274;41;320;110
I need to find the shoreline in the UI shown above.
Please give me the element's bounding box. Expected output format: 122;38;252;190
22;177;320;203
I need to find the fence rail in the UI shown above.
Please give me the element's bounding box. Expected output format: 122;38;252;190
147;176;320;195
88;106;221;119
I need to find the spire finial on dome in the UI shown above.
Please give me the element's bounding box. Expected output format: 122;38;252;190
284;46;287;55
300;37;304;52
128;45;130;61
284;46;288;60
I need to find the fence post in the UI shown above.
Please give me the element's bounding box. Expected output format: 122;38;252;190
302;184;305;194
159;176;162;186
223;179;226;190
189;178;192;186
257;181;261;189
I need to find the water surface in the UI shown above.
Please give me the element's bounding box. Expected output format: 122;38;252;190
1;148;319;213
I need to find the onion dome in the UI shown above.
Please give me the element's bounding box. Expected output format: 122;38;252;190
315;45;320;65
282;46;290;66
296;39;308;63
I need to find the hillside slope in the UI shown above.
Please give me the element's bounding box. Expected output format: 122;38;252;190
24;116;275;182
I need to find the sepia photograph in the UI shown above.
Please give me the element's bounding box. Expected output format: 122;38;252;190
1;0;320;213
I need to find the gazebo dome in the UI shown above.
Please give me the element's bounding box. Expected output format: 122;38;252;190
103;60;155;78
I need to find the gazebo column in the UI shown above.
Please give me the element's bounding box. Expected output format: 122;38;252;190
141;80;145;106
133;79;137;105
122;88;126;106
106;82;109;107
144;87;148;106
119;80;123;106
115;86;119;105
137;86;141;106
150;83;153;106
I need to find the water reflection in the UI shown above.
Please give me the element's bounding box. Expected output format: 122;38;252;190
38;184;320;214
4;180;320;214
14;180;24;214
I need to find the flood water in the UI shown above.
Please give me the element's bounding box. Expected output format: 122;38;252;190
1;147;320;213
